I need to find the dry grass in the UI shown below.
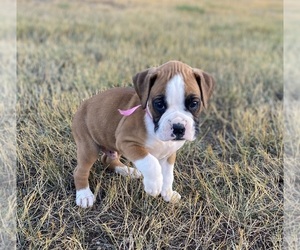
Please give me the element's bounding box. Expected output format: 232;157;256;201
17;0;283;249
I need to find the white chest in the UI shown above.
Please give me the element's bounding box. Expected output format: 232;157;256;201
146;138;185;160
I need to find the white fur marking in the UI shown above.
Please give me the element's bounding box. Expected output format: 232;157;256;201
160;158;181;203
134;154;163;197
166;74;186;110
76;187;95;208
115;166;142;178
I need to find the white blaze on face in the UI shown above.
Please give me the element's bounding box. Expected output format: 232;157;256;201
156;74;196;141
165;74;186;110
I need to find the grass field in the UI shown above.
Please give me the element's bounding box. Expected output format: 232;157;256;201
17;0;283;249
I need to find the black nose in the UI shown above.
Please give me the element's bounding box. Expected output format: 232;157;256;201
172;123;185;139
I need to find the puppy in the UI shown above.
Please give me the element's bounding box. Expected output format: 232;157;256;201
72;60;215;208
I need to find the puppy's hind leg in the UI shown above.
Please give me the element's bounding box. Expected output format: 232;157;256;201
74;141;100;208
101;150;142;178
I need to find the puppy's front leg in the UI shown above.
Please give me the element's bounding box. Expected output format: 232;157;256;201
134;154;163;197
160;153;181;203
119;144;163;197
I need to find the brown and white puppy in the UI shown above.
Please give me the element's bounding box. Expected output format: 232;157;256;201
72;61;215;208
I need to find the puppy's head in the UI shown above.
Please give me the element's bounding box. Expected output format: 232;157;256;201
133;61;215;141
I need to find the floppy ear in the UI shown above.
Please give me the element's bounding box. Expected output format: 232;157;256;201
132;67;157;109
193;69;215;108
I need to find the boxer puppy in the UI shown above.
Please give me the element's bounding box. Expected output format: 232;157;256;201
72;61;215;208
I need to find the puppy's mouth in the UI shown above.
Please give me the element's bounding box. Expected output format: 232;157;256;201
172;137;185;141
170;134;186;141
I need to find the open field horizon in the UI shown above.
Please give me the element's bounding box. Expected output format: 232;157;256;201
17;0;283;249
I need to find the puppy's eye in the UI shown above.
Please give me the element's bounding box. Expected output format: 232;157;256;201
185;96;200;112
153;98;167;113
189;100;199;110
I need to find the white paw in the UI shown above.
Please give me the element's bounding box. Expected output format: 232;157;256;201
161;190;181;203
115;166;142;178
76;187;95;208
143;177;163;197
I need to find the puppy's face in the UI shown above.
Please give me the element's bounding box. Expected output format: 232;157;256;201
148;74;201;141
133;61;215;142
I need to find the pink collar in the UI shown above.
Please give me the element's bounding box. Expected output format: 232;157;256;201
118;105;141;116
118;103;152;118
